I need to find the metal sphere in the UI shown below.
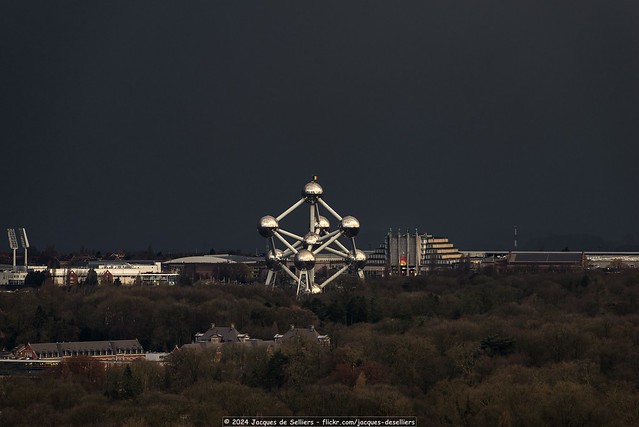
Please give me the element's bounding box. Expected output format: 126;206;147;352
294;249;316;271
316;216;330;232
302;181;323;204
352;249;367;270
303;232;320;246
265;249;283;271
340;216;360;238
257;215;278;237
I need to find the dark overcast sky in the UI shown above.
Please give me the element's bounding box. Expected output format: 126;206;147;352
1;1;638;253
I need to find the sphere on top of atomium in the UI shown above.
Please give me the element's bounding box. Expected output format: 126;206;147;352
258;215;278;237
294;249;316;271
303;232;320;246
352;249;367;270
340;216;360;238
302;181;323;204
316;216;330;232
265;249;283;271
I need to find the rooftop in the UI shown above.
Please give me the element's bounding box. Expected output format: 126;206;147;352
165;254;260;265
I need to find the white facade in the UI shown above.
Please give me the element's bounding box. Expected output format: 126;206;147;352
48;261;176;286
0;270;27;286
585;252;639;269
0;265;48;286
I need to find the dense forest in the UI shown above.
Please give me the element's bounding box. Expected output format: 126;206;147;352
1;270;639;426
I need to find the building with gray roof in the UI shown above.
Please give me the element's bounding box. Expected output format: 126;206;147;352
504;251;586;270
177;323;330;355
194;323;250;343
164;254;260;283
274;325;330;347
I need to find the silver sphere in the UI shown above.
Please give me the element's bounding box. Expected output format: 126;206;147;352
352;249;367;270
302;181;323;204
340;216;360;238
303;232;320;246
316;216;330;232
257;215;278;238
265;249;283;271
294;249;316;271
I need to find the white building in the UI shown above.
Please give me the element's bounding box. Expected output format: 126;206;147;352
48;260;177;286
0;265;48;286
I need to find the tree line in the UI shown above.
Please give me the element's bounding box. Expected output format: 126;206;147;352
1;270;639;425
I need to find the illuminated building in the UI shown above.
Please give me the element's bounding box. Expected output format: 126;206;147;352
386;229;462;275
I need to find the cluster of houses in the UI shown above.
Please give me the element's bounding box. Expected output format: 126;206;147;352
6;323;329;365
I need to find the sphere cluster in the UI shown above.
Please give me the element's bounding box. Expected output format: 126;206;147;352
257;179;366;294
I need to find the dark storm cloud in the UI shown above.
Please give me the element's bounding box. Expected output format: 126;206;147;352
1;1;638;252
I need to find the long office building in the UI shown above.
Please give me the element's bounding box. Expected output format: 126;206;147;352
49;260;177;286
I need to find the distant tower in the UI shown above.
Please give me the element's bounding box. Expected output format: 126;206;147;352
514;225;518;250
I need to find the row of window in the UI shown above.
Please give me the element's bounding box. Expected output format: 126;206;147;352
38;348;142;358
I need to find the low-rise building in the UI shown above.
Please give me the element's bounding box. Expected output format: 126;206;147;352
503;251;586;271
13;339;145;362
274;325;330;347
585;252;639;269
48;260;177;286
176;323;331;354
164;254;259;283
194;323;249;343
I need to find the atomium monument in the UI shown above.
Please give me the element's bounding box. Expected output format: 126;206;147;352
257;177;366;296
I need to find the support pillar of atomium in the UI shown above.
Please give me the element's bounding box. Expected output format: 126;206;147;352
257;178;366;296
